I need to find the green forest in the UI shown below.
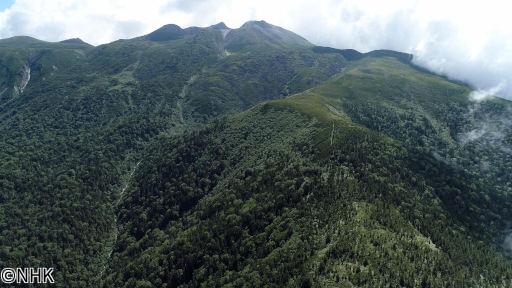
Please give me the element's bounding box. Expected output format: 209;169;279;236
0;20;511;287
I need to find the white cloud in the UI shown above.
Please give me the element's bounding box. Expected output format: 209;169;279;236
469;83;505;102
1;0;512;99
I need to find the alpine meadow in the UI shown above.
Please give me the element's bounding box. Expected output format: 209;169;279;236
0;19;511;287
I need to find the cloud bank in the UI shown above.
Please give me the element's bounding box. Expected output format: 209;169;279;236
1;0;511;99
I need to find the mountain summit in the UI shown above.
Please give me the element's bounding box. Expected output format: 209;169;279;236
226;20;312;49
59;38;91;45
209;22;229;30
142;20;311;50
144;24;198;41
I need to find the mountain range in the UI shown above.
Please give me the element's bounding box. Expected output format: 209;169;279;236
0;21;511;287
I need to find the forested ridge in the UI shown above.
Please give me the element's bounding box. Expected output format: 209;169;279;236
103;57;512;287
0;21;511;287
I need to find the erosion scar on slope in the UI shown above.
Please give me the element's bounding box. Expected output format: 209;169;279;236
330;122;335;146
176;74;199;123
98;160;142;281
14;63;31;97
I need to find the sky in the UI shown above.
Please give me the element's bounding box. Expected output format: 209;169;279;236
0;0;511;99
0;0;13;11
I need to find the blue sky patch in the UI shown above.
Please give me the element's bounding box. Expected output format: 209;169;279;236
0;0;14;11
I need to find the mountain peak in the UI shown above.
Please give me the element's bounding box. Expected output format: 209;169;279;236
142;20;311;48
144;23;211;42
145;24;184;41
240;20;271;29
210;22;229;30
0;36;43;44
60;38;91;46
226;20;311;50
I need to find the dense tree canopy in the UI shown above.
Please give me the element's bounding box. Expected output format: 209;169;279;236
0;22;511;287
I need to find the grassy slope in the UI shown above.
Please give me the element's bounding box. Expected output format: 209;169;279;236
183;46;346;122
105;57;512;287
307;57;512;235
